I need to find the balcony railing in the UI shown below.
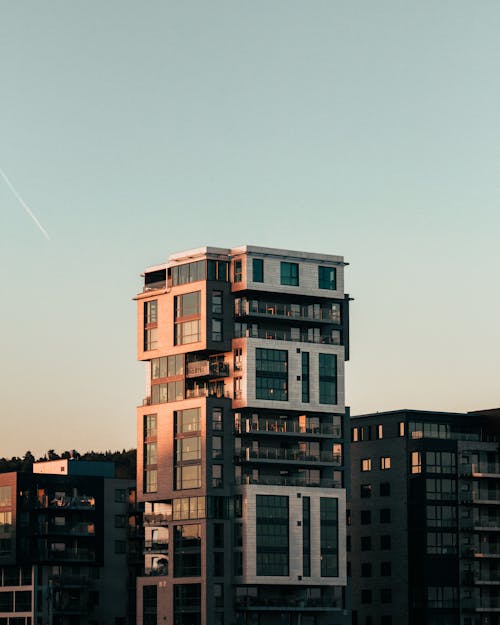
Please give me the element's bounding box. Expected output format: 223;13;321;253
143;513;169;526
236;327;340;345
235;299;341;324
472;463;500;477
185;387;231;399
35;523;95;536
241;448;341;465
241;475;342;489
44;549;96;562
36;495;96;510
186;361;229;378
235;597;342;609
143;566;168;577
144;540;169;553
236;420;341;437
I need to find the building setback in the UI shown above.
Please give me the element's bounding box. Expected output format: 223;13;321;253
134;245;351;625
349;408;500;625
0;459;141;625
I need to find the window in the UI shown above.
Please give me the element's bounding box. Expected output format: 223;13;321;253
280;262;299;286
176;438;201;463
175;291;201;318
380;535;391;550
143;585;157;625
425;478;456;501
211;319;222;341
234;260;242;282
256;495;289;576
426;451;456;474
171;260;205;285
360;484;372;498
426;505;457;528
253;258;264;282
427;586;458;608
0;486;12;507
212;408;223;431
380;482;391;496
399;421;405;436
352;427;359;442
145;469;158;493
427;532;457;555
144;442;158;465
361;459;371;472
411;451;422;474
380;589;392;604
377;424;383;439
144;327;158;351
212;436;222;459
255;348;288;401
302;497;311;577
114;489;127;503
319;353;337;404
172;497;206;520
207;259;229;281
144;414;158;437
380;457;391;470
212;290;222;314
320;498;338;576
380;561;391;576
151;354;184;378
174;525;201;577
151;381;184;404
174;584;201;623
175;320;201;345
175;408;200;433
144;300;158;324
380;509;391;523
361;589;372;604
175;466;201;490
361;562;372;577
318;266;336;290
301;352;310;402
361;536;371;551
361;510;371;525
212;465;223;488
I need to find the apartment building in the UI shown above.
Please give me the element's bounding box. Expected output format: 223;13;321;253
0;459;141;625
134;245;351;625
349;408;500;625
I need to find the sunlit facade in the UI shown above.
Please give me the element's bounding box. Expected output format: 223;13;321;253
135;245;351;625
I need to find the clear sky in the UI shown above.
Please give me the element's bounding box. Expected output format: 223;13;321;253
1;1;499;458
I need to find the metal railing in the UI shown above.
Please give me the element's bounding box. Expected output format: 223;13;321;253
241;448;341;464
235;327;340;345
235;299;341;323
236;420;341;437
241;475;342;488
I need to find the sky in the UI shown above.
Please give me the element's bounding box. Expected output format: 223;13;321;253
1;1;499;458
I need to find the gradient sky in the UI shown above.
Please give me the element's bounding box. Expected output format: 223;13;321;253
1;1;499;458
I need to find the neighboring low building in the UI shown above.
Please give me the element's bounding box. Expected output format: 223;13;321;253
0;459;141;625
349;408;500;625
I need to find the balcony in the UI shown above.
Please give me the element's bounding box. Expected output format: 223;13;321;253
36;495;96;510
241;475;342;489
235;597;342;611
236;419;341;438
472;491;500;505
240;448;341;465
473;463;500;478
235;299;341;324
44;548;96;562
143;513;169;526
236;327;340;345
35;523;95;537
143;566;168;577
143;540;169;553
186;361;229;378
185;387;231;399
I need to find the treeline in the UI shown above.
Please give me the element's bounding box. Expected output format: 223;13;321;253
0;448;136;479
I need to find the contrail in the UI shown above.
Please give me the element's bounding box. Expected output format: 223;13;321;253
0;167;50;240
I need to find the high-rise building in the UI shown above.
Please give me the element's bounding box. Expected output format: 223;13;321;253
349;408;500;625
134;245;351;625
0;459;141;625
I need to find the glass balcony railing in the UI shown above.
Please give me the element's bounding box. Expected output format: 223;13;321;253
186;361;229;378
235;299;341;324
236;420;341;437
143;540;169;553
241;475;342;488
235;327;340;345
240;448;341;464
